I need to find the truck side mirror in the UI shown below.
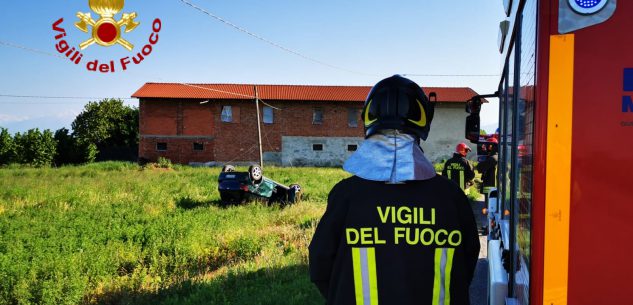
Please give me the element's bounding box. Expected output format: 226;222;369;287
466;113;480;144
465;95;488;144
466;97;482;114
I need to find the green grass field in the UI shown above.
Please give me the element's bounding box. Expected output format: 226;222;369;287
0;162;351;305
0;162;481;305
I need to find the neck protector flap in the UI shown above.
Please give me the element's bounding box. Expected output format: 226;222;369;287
343;130;436;183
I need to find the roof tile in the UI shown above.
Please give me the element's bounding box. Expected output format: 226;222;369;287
131;83;479;103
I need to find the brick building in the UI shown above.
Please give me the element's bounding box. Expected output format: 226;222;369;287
132;83;481;165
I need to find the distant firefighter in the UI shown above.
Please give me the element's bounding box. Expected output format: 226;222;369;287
442;142;476;190
476;137;498;196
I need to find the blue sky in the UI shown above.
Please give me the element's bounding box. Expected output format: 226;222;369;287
0;0;504;133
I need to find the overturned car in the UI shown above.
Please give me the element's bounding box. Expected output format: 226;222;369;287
217;165;302;205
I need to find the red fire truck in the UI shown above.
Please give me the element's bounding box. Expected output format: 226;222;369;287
466;1;633;305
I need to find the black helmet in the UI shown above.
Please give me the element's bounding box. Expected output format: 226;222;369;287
362;75;435;140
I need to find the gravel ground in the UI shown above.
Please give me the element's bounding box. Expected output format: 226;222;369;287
470;198;489;305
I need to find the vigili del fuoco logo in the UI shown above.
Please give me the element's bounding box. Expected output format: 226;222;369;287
52;0;162;73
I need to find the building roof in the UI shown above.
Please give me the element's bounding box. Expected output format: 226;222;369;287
132;83;481;103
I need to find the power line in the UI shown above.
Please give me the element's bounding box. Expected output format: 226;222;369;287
0;94;134;100
0;102;91;105
1;41;491;108
177;83;254;99
178;0;377;77
2;39;498;80
0;40;284;108
177;83;283;110
0;40;65;59
402;73;500;77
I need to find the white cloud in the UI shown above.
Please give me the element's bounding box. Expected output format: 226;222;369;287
0;114;30;123
52;109;79;120
0;111;79;133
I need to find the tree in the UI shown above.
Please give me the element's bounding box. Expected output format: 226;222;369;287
13;128;57;167
54;128;97;165
480;129;488;136
71;99;138;160
0;127;16;165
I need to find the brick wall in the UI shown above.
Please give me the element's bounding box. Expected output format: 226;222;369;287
140;100;178;135
139;98;469;164
139;99;215;163
139;137;215;164
211;100;364;162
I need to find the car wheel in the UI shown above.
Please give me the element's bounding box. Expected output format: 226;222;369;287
221;164;235;172
289;184;302;203
248;165;263;182
289;184;301;194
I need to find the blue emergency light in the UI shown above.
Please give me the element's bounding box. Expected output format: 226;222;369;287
568;0;608;14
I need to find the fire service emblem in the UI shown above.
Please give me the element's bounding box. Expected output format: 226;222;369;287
75;0;139;50
52;0;162;73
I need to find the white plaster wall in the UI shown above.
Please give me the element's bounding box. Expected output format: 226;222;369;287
421;104;477;163
281;136;363;166
279;104;474;166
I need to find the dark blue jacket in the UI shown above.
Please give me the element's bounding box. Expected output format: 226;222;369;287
309;175;480;305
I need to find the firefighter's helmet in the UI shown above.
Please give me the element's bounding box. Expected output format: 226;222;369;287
456;142;472;157
362;75;435;140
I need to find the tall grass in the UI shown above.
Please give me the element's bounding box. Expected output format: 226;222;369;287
0;162;479;304
0;162;349;305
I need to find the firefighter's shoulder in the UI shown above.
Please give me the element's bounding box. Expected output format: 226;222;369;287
327;175;365;202
432;174;468;195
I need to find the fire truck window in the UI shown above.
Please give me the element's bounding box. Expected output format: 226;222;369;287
515;1;537;295
502;47;515;218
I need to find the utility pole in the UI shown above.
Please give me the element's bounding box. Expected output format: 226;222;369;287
254;86;264;167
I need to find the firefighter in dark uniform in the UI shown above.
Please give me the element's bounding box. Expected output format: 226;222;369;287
309;75;480;305
476;138;498;196
442;143;476;191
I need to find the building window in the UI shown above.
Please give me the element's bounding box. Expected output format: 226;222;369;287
312;144;323;151
348;108;359;127
156;142;167;151
221;106;232;122
263;106;274;124
313;108;323;124
347;144;358;152
193;142;204;151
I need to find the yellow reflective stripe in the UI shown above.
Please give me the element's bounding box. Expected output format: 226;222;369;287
447;170;452;179
352;247;379;305
367;248;379;305
444;248;455;305
459;171;465;190
352;248;364;305
432;249;442;305
433;248;455;305
544;34;574;305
